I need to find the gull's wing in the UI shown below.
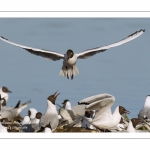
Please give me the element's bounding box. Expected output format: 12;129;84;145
72;105;86;117
78;93;114;105
0;36;64;61
76;29;145;59
59;108;74;123
72;93;114;116
92;97;115;122
85;97;115;111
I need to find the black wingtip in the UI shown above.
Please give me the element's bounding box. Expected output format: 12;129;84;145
0;36;8;40
143;29;145;32
14;100;21;108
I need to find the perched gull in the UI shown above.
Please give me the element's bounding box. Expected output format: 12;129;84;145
38;91;60;132
59;99;76;124
0;86;12;108
0;29;145;79
20;112;42;132
138;95;150;120
58;99;81;129
28;108;38;120
127;118;141;133
74;93;130;131
72;93;115;117
0;100;31;121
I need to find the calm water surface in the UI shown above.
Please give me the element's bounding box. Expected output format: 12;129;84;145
0;18;149;119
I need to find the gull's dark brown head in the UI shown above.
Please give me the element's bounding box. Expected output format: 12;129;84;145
36;112;42;119
2;86;12;93
47;91;60;105
67;49;74;60
84;110;94;118
131;118;141;128
84;111;91;118
119;106;130;115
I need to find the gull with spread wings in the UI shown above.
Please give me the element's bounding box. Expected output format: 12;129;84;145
0;29;145;80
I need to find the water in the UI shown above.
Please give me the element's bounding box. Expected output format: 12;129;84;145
0;18;149;119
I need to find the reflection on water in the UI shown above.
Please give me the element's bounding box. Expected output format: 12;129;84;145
0;18;149;119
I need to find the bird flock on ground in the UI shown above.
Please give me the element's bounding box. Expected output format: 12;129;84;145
0;86;150;133
0;28;148;133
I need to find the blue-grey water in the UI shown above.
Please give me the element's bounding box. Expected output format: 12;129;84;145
0;18;149;119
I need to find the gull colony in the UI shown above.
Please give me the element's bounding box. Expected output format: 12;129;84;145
0;86;150;133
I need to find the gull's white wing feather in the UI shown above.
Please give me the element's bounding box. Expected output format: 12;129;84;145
76;29;145;59
92;97;115;122
78;93;114;105
72;93;114;117
85;97;115;111
0;36;64;61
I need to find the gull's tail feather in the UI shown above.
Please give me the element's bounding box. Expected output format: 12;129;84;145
59;65;79;79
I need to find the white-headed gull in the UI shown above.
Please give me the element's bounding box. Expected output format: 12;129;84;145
138;95;150;120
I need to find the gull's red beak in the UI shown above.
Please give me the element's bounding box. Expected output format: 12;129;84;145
54;91;60;98
125;110;130;114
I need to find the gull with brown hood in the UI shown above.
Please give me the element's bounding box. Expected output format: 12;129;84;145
0;29;145;79
38;91;60;132
75;93;130;131
127;118;141;133
0;86;12;108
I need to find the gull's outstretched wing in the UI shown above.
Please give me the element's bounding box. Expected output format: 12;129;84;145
78;93;114;105
90;97;115;122
0;36;64;61
77;29;145;59
72;93;114;117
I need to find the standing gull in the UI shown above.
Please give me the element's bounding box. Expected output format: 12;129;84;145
0;86;12;108
138;95;150;120
0;29;145;79
75;93;130;131
59;99;76;124
38;91;60;132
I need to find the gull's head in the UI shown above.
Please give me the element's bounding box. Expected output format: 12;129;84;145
2;86;12;93
119;106;130;115
47;91;60;105
35;112;42;119
62;99;70;107
144;95;150;108
28;108;37;119
84;110;94;118
131;118;141;128
67;49;74;60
